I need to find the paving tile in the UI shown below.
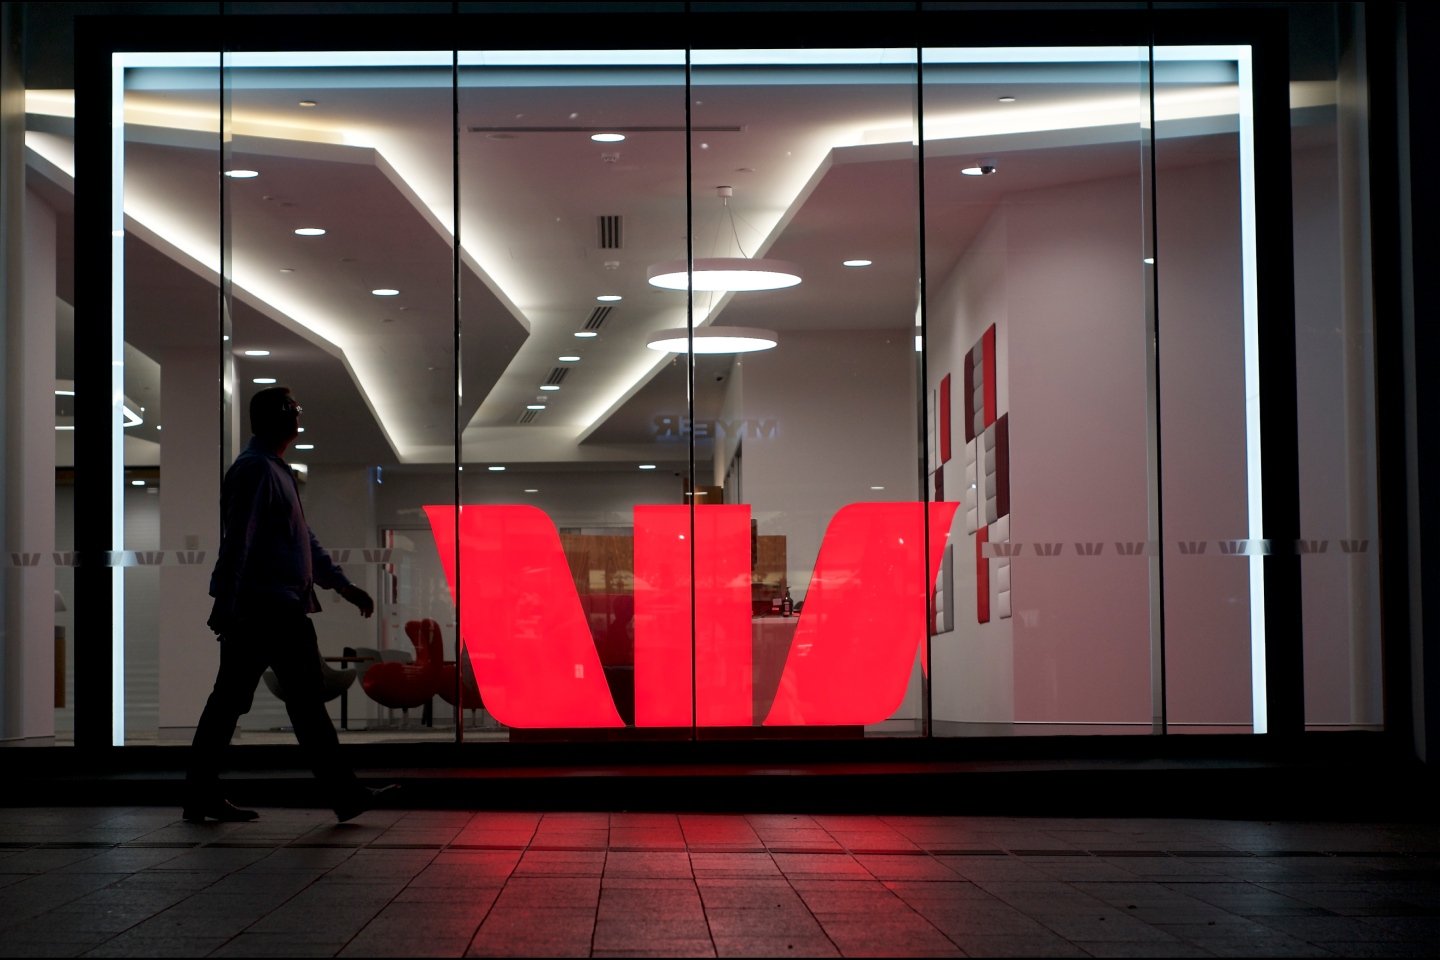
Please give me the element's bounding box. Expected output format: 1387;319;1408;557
853;854;959;881
598;888;705;923
493;876;602;909
704;906;827;938
1185;936;1339;956
466;907;595;957
0;939;113;957
696;878;805;910
603;851;693;878
1073;940;1213;957
1309;944;1440;957
815;917;962;956
513;850;606;877
1034;908;1185;942
944;932;1089;957
591;943;715;958
80;934;232;957
711;934;840;957
592;916;712;949
910;899;1056;937
1254;914;1410;941
771;853;871;880
408;855;519;886
689;853;781;878
212;934;350;957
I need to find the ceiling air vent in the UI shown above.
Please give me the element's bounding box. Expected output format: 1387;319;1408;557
517;409;539;424
597;215;623;250
584;306;612;331
544;367;570;386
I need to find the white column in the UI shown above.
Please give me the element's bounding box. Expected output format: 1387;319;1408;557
157;346;221;735
2;189;58;741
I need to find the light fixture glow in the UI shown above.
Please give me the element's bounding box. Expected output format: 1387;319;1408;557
961;163;998;176
539;384;561;391
371;288;400;297
596;294;623;302
293;227;326;236
574;331;598;338
243;349;271;356
252;377;277;384
842;259;873;267
648;187;801;292
524;488;539;493
1144;257;1156;264
638;464;657;470
646;326;778;354
298;100;318;107
590;133;626;142
647;257;801;292
870;486;886;490
294;443;315;450
488;465;506;472
526;404;546;410
223;169;259;179
998;96;1017;103
130;480;145;486
558;356;581;362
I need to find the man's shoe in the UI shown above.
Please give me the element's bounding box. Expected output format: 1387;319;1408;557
335;784;401;823
182;799;259;824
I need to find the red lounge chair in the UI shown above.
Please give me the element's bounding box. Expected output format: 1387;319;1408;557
360;618;443;711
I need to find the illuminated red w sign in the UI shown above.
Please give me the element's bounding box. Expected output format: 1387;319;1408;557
424;502;957;729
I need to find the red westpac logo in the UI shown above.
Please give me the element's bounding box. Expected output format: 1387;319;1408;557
424;502;957;729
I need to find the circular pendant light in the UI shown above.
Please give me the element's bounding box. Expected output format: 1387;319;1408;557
647;186;802;293
647;257;802;292
646;326;778;354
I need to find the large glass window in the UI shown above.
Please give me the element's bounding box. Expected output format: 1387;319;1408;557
10;5;1381;747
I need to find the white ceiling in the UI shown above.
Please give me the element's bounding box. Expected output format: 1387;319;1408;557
29;50;1248;470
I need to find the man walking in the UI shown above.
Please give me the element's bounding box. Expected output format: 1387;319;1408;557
183;386;391;823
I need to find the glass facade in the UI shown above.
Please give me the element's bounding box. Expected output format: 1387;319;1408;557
0;3;1409;751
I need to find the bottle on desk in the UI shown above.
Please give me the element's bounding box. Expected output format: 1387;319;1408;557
780;585;793;617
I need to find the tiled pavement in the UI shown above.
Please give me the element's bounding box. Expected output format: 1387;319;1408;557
0;808;1436;957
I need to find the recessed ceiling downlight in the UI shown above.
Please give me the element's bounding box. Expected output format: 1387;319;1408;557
558;356;581;362
574;331;598;338
638;464;657;470
526;404;546;410
591;133;626;143
224;169;259;179
294;227;326;236
961;159;998;177
596;294;623;302
371;288;400;297
842;259;873;267
539;384;561;391
294;443;315;450
253;377;277;384
243;349;271;357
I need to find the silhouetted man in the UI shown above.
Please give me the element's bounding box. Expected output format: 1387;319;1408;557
184;386;390;823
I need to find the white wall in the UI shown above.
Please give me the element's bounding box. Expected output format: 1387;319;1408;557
738;329;920;599
927;158;1264;730
2;189;57;741
926;210;1016;731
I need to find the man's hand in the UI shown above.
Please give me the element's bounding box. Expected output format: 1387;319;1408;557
339;583;375;618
